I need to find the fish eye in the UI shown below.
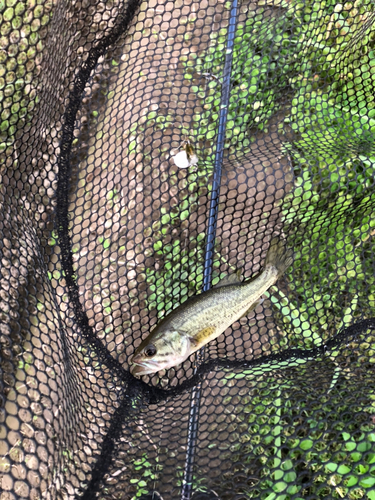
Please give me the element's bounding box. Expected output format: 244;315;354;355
144;344;157;357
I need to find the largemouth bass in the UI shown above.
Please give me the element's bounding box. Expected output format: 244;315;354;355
130;238;293;376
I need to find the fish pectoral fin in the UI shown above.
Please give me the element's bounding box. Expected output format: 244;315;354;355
190;326;217;348
213;269;242;288
189;336;199;348
242;297;264;318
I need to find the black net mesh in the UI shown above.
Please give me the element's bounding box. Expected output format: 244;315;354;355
1;0;375;499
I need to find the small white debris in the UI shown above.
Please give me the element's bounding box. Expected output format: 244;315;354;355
172;150;198;169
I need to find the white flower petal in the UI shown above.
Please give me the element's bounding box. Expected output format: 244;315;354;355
189;154;198;166
173;151;189;168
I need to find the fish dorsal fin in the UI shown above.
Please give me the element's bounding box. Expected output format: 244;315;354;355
213;270;242;288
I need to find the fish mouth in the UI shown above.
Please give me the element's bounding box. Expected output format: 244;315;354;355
130;360;161;377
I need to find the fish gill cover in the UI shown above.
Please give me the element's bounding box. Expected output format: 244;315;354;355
0;0;375;499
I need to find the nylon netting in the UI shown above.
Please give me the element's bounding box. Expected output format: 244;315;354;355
1;0;375;499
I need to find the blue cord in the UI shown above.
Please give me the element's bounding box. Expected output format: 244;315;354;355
181;2;239;498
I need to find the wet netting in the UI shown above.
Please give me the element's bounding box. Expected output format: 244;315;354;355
1;0;375;499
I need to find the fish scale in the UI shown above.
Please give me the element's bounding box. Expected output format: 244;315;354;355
167;266;278;348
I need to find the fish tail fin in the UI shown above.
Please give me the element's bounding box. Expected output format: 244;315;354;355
265;237;294;277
